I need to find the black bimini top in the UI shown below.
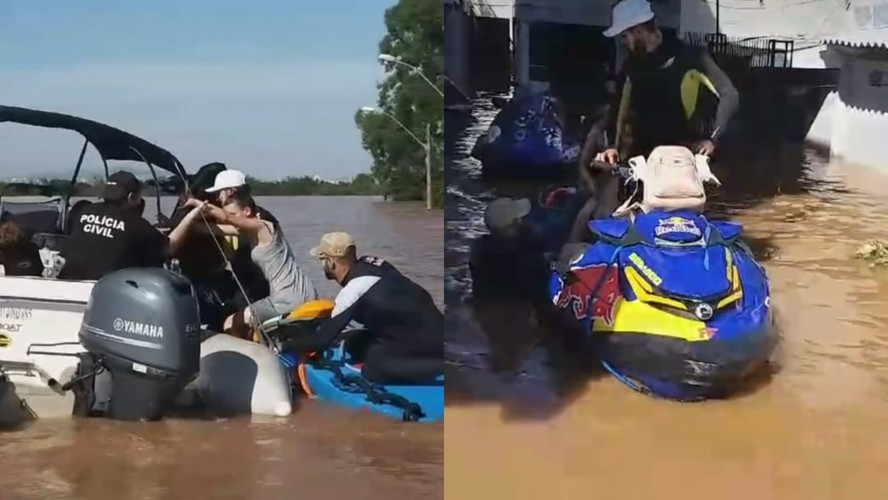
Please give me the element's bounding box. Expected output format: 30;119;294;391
0;105;187;179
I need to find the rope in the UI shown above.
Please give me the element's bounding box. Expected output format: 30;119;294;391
176;185;276;348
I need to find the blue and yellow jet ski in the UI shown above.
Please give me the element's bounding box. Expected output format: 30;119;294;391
548;174;777;401
472;88;582;178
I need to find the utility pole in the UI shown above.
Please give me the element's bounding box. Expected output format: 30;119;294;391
425;123;432;210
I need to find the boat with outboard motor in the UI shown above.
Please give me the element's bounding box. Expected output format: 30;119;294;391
472;88;582;179
255;300;444;423
0;105;292;424
547;147;778;401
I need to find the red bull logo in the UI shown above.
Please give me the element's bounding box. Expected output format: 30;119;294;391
554;264;622;325
655;216;701;237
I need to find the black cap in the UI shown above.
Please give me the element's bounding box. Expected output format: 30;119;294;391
102;170;142;202
189;162;227;194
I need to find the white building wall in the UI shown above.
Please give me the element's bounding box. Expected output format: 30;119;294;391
680;0;888;172
829;48;888;171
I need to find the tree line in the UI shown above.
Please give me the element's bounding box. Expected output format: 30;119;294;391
0;173;384;197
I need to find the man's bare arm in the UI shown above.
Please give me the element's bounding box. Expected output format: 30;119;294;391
700;52;739;145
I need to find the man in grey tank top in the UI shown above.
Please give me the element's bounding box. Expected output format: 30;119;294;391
181;192;319;335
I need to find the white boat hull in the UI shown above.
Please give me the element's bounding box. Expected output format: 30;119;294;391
0;275;293;421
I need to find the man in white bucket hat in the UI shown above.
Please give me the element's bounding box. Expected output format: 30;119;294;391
563;0;740;241
593;0;738;166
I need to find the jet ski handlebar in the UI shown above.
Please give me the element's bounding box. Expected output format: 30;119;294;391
590;160;632;179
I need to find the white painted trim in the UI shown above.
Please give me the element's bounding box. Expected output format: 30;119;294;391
0;276;94;303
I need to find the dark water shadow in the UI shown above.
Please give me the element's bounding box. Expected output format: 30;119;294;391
444;296;602;422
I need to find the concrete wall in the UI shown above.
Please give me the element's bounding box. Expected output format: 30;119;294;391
445;0;473;101
512;0;681;88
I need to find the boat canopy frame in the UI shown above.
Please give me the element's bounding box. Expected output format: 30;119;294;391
0;105;189;228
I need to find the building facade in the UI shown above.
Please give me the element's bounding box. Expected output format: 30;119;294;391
681;0;888;171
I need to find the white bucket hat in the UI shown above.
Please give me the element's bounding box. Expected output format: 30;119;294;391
604;0;655;38
205;169;248;193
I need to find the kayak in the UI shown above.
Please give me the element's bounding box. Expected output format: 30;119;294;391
258;300;443;422
281;346;443;423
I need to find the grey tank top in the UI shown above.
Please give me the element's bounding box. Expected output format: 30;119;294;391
250;221;318;304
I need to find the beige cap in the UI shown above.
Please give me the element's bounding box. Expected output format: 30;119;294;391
484;197;532;233
309;231;356;258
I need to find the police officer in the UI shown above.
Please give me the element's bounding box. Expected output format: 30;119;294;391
60;170;199;280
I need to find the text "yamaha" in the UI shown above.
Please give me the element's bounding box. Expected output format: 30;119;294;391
113;318;164;338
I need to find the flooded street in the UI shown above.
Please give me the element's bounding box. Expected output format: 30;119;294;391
0;197;443;500
445;99;888;499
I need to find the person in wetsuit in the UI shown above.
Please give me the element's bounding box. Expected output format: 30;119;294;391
283;232;442;385
469;197;549;302
59;171;200;280
564;0;739;244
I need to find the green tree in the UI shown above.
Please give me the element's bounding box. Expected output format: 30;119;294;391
355;0;444;207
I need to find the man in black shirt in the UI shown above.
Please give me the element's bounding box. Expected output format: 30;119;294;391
60;170;197;281
283;232;442;385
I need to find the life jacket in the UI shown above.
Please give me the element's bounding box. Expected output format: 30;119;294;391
615;40;720;155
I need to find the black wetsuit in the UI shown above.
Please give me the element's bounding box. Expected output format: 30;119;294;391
567;39;740;229
469;226;549;302
604;38;739;158
283;256;443;385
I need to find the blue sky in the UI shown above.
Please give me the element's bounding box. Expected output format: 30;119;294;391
0;0;393;180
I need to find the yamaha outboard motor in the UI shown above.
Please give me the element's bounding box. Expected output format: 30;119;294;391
74;268;201;421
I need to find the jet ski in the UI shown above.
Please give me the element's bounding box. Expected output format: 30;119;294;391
547;148;778;401
472;88;582;178
258;300;444;423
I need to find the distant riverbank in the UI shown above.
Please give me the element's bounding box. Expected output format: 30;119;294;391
0;173;384;198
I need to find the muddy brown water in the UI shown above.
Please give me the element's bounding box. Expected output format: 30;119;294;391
445;99;888;499
0;197;443;500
